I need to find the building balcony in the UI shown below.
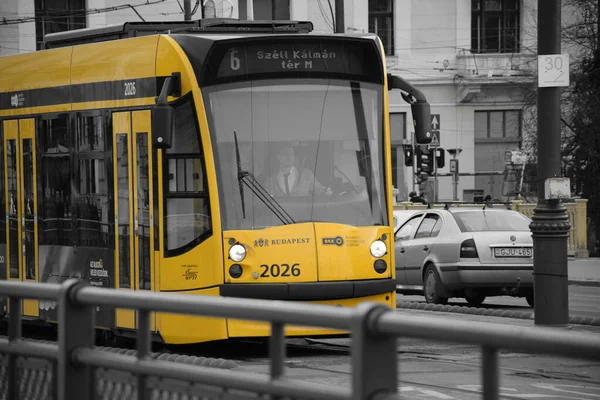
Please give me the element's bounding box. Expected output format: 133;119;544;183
456;50;536;79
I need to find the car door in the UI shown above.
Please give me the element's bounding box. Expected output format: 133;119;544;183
394;214;424;285
405;213;442;285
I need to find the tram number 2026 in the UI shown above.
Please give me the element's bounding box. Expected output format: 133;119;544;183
260;263;300;278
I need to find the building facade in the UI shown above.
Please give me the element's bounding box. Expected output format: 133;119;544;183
0;0;541;202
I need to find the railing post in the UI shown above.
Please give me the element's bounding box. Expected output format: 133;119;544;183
137;309;152;400
58;279;95;400
8;296;22;400
482;346;499;400
575;199;589;258
351;302;397;400
270;322;286;400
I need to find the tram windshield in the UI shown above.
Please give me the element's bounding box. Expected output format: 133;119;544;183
203;79;386;230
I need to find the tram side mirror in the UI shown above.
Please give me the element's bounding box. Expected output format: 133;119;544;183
152;74;179;149
410;101;432;145
388;73;432;145
152;104;174;149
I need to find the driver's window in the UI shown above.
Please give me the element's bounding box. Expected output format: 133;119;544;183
395;215;423;241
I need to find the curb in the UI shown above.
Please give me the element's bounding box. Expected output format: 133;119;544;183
397;302;600;327
569;279;600;287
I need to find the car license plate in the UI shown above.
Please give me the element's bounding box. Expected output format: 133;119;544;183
494;247;532;257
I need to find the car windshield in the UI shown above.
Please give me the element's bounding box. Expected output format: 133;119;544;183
203;78;386;230
452;211;531;232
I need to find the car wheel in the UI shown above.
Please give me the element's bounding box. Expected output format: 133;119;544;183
525;292;534;308
423;265;448;305
465;295;486;307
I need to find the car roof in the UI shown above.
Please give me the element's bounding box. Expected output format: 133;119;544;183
448;207;515;214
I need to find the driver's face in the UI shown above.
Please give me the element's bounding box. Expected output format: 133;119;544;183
276;147;295;167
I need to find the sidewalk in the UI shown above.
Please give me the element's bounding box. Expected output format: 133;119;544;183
568;257;600;286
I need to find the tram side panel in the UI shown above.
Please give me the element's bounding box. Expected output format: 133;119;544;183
153;36;228;344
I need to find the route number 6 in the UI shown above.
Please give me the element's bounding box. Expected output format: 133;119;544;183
230;49;240;71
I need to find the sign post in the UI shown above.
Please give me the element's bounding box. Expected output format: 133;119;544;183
429;114;440;201
448;149;461;201
531;1;570;326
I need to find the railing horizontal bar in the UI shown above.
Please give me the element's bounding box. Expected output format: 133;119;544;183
74;348;350;400
376;312;600;361
74;287;353;329
0;281;61;300
0;338;59;360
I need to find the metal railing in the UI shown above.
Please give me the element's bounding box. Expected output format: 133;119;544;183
1;279;600;400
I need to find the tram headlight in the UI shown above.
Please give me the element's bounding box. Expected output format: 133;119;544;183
229;244;246;262
369;240;387;258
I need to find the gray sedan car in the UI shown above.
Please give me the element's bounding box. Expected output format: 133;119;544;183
394;207;534;307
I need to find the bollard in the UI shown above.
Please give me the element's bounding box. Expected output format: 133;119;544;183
351;302;397;400
58;279;96;400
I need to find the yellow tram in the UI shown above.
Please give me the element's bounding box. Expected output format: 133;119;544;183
0;19;431;344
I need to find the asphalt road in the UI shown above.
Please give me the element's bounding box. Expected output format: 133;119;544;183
397;284;600;319
232;318;600;400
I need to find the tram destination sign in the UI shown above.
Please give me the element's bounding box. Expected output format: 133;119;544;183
204;39;382;84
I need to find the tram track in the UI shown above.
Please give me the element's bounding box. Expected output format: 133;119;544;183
290;338;598;385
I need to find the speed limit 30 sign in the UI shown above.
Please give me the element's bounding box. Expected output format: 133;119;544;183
538;54;569;87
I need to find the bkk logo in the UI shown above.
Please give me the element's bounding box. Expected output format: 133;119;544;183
322;236;344;246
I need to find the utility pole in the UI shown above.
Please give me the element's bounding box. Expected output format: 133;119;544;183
183;0;191;20
335;0;344;33
530;0;570;326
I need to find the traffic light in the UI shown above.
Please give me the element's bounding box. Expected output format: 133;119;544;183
402;144;414;167
416;146;434;174
436;148;445;168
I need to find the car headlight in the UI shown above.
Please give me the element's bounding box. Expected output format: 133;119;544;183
369;240;387;258
229;244;246;262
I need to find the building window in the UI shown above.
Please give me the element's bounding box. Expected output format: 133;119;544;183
238;0;290;20
35;0;86;50
475;110;521;139
390;113;406;143
369;0;394;55
471;0;519;53
390;113;406;198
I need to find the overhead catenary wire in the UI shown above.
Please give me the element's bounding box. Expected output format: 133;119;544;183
0;0;170;25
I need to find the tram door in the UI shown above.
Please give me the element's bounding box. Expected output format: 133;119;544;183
112;111;155;330
3;119;39;317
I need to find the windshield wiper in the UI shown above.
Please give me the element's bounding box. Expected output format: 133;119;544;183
233;131;295;225
234;131;247;218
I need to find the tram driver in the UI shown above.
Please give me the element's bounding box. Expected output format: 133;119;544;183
266;144;333;197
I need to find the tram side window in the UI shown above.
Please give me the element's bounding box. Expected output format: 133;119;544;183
39;116;72;246
164;98;211;255
75;115;109;248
